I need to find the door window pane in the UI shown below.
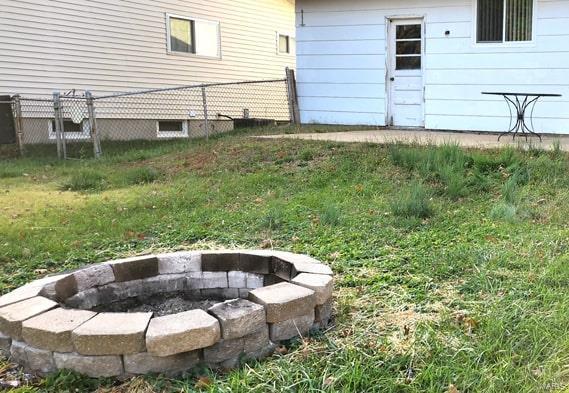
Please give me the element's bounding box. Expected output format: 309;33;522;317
170;17;195;53
396;41;421;55
396;25;421;39
396;56;421;70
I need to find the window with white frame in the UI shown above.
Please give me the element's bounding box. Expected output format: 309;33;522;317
476;0;534;43
166;14;220;58
278;34;290;53
277;33;294;54
48;119;90;140
156;120;188;138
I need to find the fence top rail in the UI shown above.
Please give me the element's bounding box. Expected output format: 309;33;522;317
93;78;288;100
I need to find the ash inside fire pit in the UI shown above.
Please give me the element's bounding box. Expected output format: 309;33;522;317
92;293;223;317
0;250;334;378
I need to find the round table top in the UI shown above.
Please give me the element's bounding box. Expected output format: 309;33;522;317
482;92;562;97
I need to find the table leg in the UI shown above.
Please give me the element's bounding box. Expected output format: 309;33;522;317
521;96;542;142
498;95;522;141
498;95;542;142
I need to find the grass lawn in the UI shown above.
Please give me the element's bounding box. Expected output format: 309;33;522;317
0;126;568;392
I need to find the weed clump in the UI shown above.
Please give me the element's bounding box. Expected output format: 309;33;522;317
61;169;106;191
320;203;341;226
124;167;161;185
390;182;433;219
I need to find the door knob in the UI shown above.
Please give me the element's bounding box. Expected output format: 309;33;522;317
390;77;395;81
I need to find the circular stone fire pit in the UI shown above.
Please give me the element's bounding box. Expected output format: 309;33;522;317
0;250;333;378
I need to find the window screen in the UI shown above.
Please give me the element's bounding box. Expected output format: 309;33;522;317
170;17;195;53
477;0;533;43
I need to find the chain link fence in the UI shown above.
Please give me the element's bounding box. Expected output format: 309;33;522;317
2;72;299;160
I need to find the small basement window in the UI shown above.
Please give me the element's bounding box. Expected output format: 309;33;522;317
48;119;90;140
278;34;290;54
166;14;220;58
156;120;188;138
477;0;534;43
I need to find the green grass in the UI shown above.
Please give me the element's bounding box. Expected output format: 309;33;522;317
1;126;568;392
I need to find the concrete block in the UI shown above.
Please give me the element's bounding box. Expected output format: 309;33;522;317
124;351;200;376
248;282;316;323
201;288;239;300
9;340;27;364
143;274;186;294
201;251;240;272
64;288;100;309
25;345;56;374
270;257;292;281
238;252;271;274
109;255;159;282
54;352;124;378
315;299;333;325
228;271;247;288
22;308;96;352
146;310;220;357
72;312;152;355
158;252;201;274
246;273;264;289
0;297;58;339
208;299;266;340
203;337;244;363
243;326;272;355
73;264;115;292
269;311;315;341
187;272;228;290
0;332;11;357
292;273;333;305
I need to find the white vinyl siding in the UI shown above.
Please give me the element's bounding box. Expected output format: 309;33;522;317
296;0;569;134
0;0;295;96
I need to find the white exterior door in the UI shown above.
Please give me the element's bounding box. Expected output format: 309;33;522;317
387;18;425;127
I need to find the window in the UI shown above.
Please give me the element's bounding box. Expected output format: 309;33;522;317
166;14;220;58
477;0;534;43
395;24;422;70
48;119;90;140
169;17;195;53
156;120;188;138
279;34;290;54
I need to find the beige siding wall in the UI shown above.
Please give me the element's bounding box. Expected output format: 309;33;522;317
0;0;296;96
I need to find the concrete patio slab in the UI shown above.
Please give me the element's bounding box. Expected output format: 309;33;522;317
257;129;569;151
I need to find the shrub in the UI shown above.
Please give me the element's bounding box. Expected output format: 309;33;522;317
61;170;106;191
124;167;161;185
390;182;433;219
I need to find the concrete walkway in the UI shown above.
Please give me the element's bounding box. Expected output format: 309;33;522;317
258;129;569;151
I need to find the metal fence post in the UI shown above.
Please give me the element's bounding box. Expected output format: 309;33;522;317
85;91;102;158
285;67;301;125
12;95;25;157
52;92;64;160
201;86;209;140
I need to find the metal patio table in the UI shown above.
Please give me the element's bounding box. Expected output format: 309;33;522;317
482;92;562;142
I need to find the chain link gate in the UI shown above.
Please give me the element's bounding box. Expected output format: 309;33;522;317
53;93;101;160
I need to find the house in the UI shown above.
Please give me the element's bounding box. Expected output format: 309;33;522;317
0;0;296;146
0;0;296;96
295;0;569;134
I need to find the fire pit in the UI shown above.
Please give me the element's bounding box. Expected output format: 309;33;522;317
0;250;333;377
